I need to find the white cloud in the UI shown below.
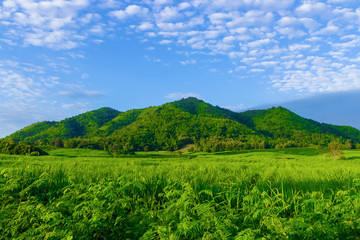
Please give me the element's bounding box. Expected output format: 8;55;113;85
180;59;197;65
327;0;355;3
157;6;180;22
289;44;311;51
306;36;322;42
276;26;307;38
154;0;173;6
222;103;249;111
254;0;294;10
333;38;360;48
0;101;53;138
271;61;360;93
253;61;279;67
207;0;293;11
0;0;94;49
229;51;245;59
314;24;340;35
299;17;321;32
247;38;271;48
1;0;360;101
250;68;265;73
278;16;298;26
0;69;39;99
204;30;221;39
208;12;234;25
165;92;203;100
89;24;105;35
210;0;245;10
62;102;90;110
178;2;191;10
223;36;236;43
110;5;149;20
159;39;172;44
295;2;331;17
138;22;154;31
0;57;103;137
0;60;49;101
59;90;103;99
156;22;185;31
226;11;274;28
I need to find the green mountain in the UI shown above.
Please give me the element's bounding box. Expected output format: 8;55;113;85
239;106;360;147
4;97;360;152
9;107;120;143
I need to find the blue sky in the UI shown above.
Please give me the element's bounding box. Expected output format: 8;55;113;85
1;0;360;137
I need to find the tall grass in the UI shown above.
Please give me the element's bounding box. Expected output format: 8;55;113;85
1;148;360;239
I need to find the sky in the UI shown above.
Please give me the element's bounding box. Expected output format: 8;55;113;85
1;0;360;138
252;90;360;130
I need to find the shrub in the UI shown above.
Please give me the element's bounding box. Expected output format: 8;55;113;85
30;151;40;156
328;141;344;160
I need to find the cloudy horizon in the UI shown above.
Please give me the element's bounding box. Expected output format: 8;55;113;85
1;0;360;137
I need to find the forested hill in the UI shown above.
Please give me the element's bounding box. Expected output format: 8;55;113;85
3;97;360;152
239;107;360;142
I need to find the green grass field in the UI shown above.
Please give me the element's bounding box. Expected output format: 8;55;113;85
1;148;360;239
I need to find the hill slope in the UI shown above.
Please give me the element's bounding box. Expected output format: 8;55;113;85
5;97;360;151
9;107;120;144
239;106;360;147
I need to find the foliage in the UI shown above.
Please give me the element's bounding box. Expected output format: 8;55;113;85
328;141;345;160
6;107;120;144
4;98;360;153
345;139;353;150
1;148;360;239
5;121;56;142
239;106;357;146
0;140;48;156
54;138;64;148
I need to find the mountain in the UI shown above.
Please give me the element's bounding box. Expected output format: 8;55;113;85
239;106;360;147
8;107;120;143
281;90;360;130
4;97;360;152
248;90;360;131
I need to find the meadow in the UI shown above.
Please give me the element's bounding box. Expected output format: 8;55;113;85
1;148;360;239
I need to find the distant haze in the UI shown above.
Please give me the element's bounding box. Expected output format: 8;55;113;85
249;91;360;130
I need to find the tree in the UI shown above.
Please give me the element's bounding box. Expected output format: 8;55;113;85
345;139;352;150
188;146;195;152
54;138;64;148
328;141;344;160
64;139;78;148
122;142;135;154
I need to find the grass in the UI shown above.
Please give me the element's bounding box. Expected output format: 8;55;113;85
1;148;360;239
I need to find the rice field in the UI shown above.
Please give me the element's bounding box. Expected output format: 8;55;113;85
1;148;360;239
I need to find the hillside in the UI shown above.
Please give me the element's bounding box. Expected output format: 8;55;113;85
106;102;259;152
4;97;360;152
239;106;360;147
8;107;120;144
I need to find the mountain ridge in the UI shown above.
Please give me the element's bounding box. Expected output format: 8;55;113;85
4;97;360;152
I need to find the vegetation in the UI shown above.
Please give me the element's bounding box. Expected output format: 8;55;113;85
1;98;359;238
0;139;47;156
7;107;120;143
1;148;360;239
328;141;345;160
4;98;360;154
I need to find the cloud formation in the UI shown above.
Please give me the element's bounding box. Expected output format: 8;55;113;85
104;0;360;94
1;0;360;138
0;0;100;49
1;1;359;95
0;57;101;137
58;90;104;99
